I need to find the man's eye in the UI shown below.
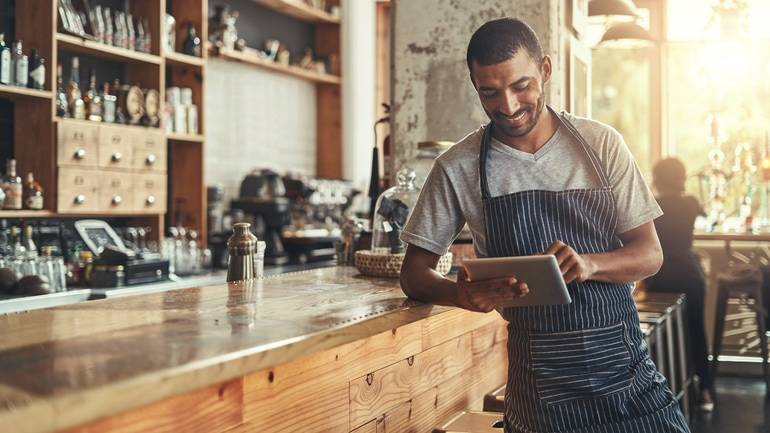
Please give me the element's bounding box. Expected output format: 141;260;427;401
481;91;497;97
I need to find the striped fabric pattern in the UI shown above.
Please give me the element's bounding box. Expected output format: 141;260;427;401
478;110;690;433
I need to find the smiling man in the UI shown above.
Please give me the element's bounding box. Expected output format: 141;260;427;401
399;18;690;433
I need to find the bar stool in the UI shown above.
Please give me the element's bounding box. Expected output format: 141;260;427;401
433;411;504;433
483;384;505;413
711;264;769;393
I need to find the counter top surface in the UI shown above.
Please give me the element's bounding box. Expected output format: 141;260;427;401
0;266;449;432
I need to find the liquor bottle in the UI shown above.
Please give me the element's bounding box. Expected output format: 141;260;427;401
2;159;22;210
183;23;201;57
67;57;86;120
27;49;45;90
12;40;28;87
102;82;116;123
126;13;136;51
103;8;114;46
23;172;44;210
135;17;145;53
10;227;25;259
143;18;152;54
56;64;69;117
0;33;10;85
84;68;103;121
23;224;37;259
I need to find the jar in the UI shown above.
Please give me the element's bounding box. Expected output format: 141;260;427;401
414;141;453;187
371;167;419;254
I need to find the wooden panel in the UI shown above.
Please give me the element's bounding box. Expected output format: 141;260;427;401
316;84;342;179
57;167;99;212
98;170;134;212
351;420;378;433
132;129;167;172
16;99;57;210
168;0;205;55
133;173;167;213
56;33;162;65
169;141;206;241
15;0;55;92
129;0;163;56
63;379;243;433
57;120;100;168
97;125;134;170
242;366;349;432
422;309;500;349
253;0;340;24
349;333;473;429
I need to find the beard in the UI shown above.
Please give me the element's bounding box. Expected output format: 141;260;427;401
486;93;545;139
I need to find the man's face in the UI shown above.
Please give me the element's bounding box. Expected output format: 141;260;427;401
470;51;551;139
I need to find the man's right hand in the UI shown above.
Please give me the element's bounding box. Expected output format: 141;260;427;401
455;268;529;313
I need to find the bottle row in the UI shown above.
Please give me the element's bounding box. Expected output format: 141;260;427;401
58;0;152;54
56;56;160;128
0;35;46;90
0;225;66;295
0;159;44;212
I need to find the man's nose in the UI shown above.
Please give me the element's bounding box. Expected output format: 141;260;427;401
500;90;520;116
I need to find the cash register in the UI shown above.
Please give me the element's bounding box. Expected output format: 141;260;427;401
74;219;169;286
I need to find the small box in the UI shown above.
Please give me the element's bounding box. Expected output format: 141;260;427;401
173;104;187;134
180;87;193;106
166;86;181;106
186;104;198;134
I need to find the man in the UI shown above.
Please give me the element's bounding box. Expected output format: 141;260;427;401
399;18;690;433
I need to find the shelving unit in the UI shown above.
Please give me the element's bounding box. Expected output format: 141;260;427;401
164;51;205;67
0;86;53;101
210;47;341;85
0;210;55;218
251;0;340;24
166;132;205;143
56;33;163;65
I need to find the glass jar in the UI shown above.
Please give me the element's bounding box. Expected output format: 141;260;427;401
371;167;420;254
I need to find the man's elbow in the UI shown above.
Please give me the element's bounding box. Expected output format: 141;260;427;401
647;244;663;277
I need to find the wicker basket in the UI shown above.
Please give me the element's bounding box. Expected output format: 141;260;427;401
355;249;453;278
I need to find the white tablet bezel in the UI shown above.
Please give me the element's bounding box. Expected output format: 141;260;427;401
461;255;572;308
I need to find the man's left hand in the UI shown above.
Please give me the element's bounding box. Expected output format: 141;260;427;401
543;240;596;284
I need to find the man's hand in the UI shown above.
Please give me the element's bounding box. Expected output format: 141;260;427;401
455;267;529;313
544;240;597;284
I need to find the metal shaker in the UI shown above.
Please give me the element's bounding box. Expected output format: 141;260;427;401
226;222;258;282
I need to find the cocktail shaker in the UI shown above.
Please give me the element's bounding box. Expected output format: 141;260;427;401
226;222;257;282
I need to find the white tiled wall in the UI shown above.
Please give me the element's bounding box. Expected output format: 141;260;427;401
204;58;317;203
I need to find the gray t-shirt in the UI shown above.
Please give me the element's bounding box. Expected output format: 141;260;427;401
400;112;663;257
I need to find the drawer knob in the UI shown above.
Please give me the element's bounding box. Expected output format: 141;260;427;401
74;148;87;160
74;194;86;205
111;152;122;162
112;195;123;205
146;195;156;205
146;154;157;165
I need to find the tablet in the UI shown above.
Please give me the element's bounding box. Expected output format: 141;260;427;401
462;255;572;308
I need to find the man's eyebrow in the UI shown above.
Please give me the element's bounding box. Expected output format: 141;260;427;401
478;76;531;91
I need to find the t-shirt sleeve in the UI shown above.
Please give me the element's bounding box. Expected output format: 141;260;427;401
603;128;663;234
400;161;466;256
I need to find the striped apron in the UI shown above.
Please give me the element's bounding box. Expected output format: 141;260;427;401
479;110;690;433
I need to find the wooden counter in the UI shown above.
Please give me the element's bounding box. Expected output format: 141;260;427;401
0;267;508;433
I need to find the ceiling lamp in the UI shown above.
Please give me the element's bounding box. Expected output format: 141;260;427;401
589;0;640;20
598;21;655;47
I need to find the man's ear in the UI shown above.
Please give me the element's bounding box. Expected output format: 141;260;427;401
541;55;552;84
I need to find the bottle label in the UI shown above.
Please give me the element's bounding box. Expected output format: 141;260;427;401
30;64;45;89
25;195;43;210
15;57;28;86
0;50;10;84
3;184;22;210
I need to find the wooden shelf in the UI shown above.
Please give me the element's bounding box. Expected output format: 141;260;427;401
252;0;340;24
0;85;53;101
0;210;55;218
167;132;205;142
165;51;205;67
56;33;162;65
211;48;341;85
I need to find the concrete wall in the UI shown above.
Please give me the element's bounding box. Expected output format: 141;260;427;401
391;0;567;182
204;58;317;204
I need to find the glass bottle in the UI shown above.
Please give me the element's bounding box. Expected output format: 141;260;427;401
67;56;86;120
2;159;23;210
103;8;114;46
183;23;202;57
78;250;94;286
102;82;116;123
84;68;103;121
56;64;69;117
0;33;11;85
27;48;45;90
12;40;28;87
23;224;37;259
143;18;152;54
371;167;420;254
39;246;57;292
23;172;44;210
126;13;136;51
135;17;145;53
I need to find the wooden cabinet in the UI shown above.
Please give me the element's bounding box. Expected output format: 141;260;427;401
57;167;100;213
132;130;167;172
57;120;99;168
97;125;134;171
133;173;167;213
98;171;134;212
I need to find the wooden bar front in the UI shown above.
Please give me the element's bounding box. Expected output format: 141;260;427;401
0;267;508;433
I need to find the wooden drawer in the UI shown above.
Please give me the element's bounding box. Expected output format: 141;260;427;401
97;125;134;170
99;171;133;213
57;167;99;213
57;120;99;167
132;173;167;213
133;130;167;172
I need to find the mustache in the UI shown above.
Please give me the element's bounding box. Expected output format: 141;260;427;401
494;106;532;120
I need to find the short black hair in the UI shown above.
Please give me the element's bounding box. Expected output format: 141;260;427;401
466;18;544;70
653;157;687;193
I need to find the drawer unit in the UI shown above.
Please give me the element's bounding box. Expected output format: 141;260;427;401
133;130;167;172
98;171;133;213
133;173;167;213
57;120;99;167
57;167;100;213
97;125;134;170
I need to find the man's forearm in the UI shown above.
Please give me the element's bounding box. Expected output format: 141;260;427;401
585;240;662;283
400;266;459;307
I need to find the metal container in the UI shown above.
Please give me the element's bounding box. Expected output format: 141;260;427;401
226;223;258;282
